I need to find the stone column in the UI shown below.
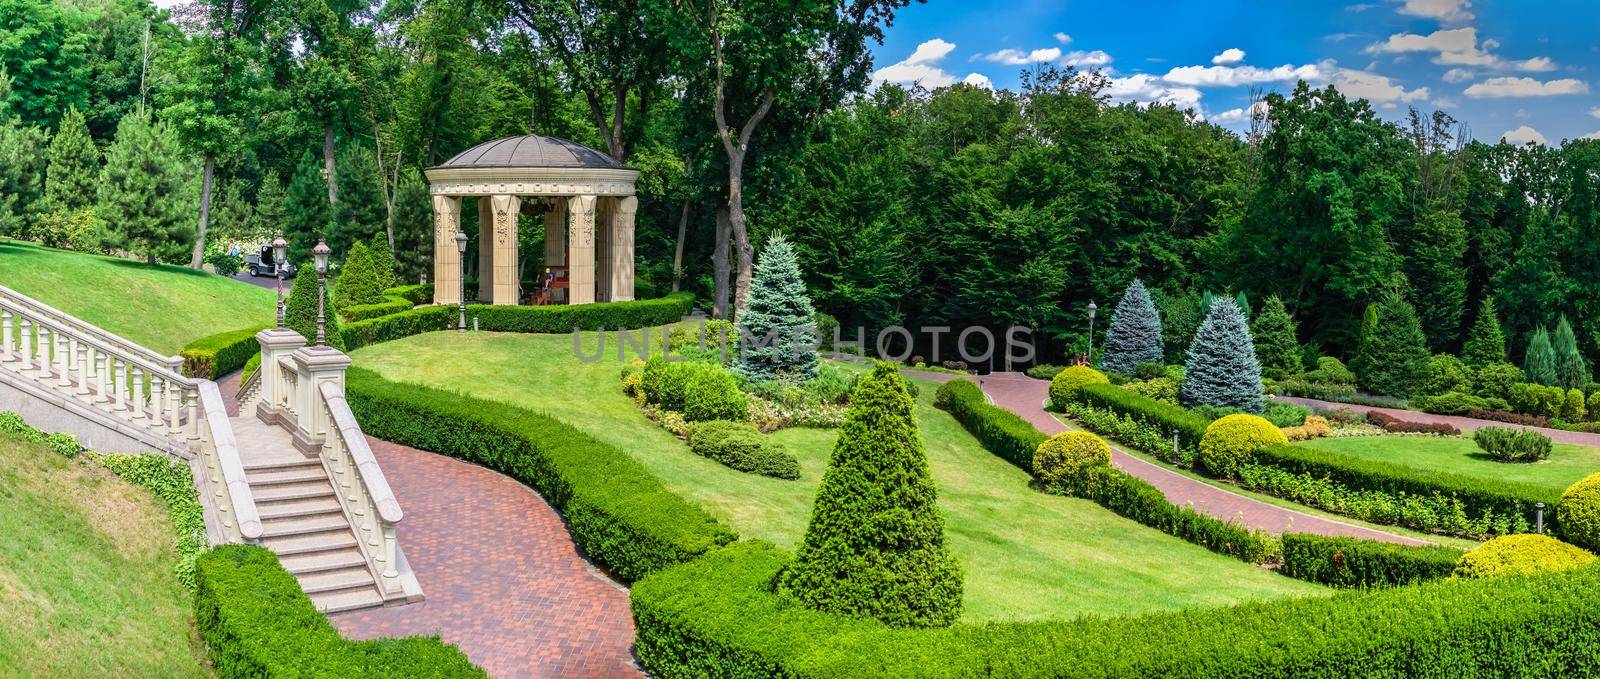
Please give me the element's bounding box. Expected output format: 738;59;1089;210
567;195;597;305
490;194;521;305
431;195;462;306
543;199;567;303
596;199;612;302
610;196;638;302
477;198;493;302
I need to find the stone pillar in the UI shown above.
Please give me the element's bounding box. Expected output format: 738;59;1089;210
596;199;612;301
567;195;597;305
477;198;493;302
610;196;637;302
490;195;522;305
288;345;351;454
431;195;463;306
254;328;306;427
543;199;567;304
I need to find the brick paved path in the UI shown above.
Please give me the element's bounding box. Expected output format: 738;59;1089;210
918;371;1428;546
1281;396;1600;447
218;371;641;679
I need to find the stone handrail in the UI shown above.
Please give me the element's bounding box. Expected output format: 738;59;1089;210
197;380;263;541
0;283;180;371
317;380;402;582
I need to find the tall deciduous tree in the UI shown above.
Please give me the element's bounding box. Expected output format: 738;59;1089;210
1181;297;1263;412
1100;279;1164;373
1461;297;1506;368
43;105;99;214
0;69;46;238
0;0;89;127
1251;295;1302;379
97;110;189;262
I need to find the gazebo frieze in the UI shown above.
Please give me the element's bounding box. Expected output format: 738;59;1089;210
424;167;640;197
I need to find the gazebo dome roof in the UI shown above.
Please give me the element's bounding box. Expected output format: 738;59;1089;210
433;134;627;170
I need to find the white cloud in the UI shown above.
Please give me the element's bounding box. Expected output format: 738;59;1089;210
1162;63;1324;87
1441;68;1474;83
1211;48;1246;65
1465;77;1589;98
1511;56;1556;72
1053;32;1071;44
1500;125;1547;145
1590;106;1600;119
1395;0;1474;23
962;73;993;89
1103;74;1203;110
981;47;1062;65
1061;50;1114;67
1368;27;1556;72
1211;100;1270;125
1582;130;1600;140
872;39;962;87
1330;68;1431;103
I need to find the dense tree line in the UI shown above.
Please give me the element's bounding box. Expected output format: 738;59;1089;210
0;0;1597;378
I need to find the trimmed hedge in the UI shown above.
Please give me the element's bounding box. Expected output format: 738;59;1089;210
344;366;734;581
688;420;801;479
1074;382;1210;450
1279;533;1460;588
384;283;435;305
196;545;483;677
632;539;1600;678
1454;534;1595;579
342;295;413;322
180;325;268;379
935;379;1046;472
340;293;695;351
1254;443;1557;530
1365;410;1460;436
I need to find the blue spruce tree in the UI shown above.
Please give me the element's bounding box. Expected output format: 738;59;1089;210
1180;297;1263;412
1100;279;1164;374
735;234;819;381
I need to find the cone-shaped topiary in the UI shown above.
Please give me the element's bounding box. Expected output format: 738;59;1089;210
1251;295;1302;379
1197;413;1285;478
1452;534;1594;579
1461;298;1506;368
1553;316;1589;391
1558;471;1600;553
334;240;387;308
1048;366;1109;409
285;269;344;350
1523;326;1558;387
1100;279;1164;374
734;233;819;382
1356;284;1430;398
778;362;963;627
1033;431;1111;491
367;232;399;291
1180;298;1263;412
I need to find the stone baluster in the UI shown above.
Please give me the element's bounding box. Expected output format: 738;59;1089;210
0;310;11;360
130;367;146;420
187;388;200;442
56;331;71;388
167;381;182;437
150;378;166;429
18;319;32;370
112;359;126;411
35;326;51;379
95;351;110;403
73;340;90;396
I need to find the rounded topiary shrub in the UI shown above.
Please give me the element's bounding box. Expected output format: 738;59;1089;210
1558;472;1600;552
688;420;801;479
1198;413;1286;478
1452;533;1595;579
1033;431;1111;491
1048;366;1109;409
682;363;749;422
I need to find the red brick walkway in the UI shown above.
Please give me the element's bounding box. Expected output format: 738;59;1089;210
217;371;641;678
1281;396;1600;447
917;371;1428;545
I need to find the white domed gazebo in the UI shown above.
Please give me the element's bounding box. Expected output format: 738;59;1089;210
424;134;640;306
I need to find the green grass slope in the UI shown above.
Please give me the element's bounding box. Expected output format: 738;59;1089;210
1303;435;1600;494
0;433;210;677
0;240;275;354
353;330;1324;622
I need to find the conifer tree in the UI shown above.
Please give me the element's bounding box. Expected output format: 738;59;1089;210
367;231;398;291
44;106;98;214
1352;302;1379;379
1251;295;1302;379
1461;297;1507;368
284;267;343;350
734;233;819;381
0;70;46;238
1553;316;1589;391
1181;298;1264;412
97;112;190;263
284;154;330;264
254;170;287;240
1357;285;1431;398
1406;208;1468;351
1100;279;1164;374
778;363;962;627
1523;326;1558;387
334;240;386;307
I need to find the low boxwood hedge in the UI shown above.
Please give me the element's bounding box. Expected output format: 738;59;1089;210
342;295;413;322
180;325;269;379
344;366;734;581
384;283;435;306
1073;382;1210;450
633;540;1600;678
1254;443;1557;532
1279;533;1461;588
936;379;1046;472
340;292;695;351
195;545;482;677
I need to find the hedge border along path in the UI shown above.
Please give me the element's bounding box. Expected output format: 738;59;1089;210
949;371;1429;545
631;539;1600;678
1280;395;1600;447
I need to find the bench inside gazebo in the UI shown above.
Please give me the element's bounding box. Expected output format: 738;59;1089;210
425;134;640;306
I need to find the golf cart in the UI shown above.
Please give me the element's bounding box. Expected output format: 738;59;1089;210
245;245;296;278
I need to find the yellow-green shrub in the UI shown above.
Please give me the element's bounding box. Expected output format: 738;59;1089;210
1452;533;1595;579
1282;415;1331;442
1033;431;1111;489
1558;471;1600;552
1198;413;1286;478
1048;366;1109;409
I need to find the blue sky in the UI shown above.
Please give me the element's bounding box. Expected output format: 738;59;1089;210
870;0;1599;144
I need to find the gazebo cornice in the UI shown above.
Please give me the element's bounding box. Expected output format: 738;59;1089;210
424;166;640;197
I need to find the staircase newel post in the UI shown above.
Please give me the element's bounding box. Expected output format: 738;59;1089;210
288;344;350;455
253;328;306;426
381;524;398;580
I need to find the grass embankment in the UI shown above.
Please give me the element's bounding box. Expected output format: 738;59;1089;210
1303;435;1600;494
0;433;209;677
0;240;274;354
353;329;1324;622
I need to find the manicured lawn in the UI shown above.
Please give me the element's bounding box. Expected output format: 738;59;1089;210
0;434;209;677
0;240;275;354
1302;435;1600;494
353;329;1324;622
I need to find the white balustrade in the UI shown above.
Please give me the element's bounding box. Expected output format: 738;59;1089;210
318;381;404;588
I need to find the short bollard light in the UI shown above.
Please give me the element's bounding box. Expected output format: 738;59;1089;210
1536;502;1546;534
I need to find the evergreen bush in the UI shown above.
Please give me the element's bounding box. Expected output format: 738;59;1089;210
688;420;801;479
1180;298;1263;412
1461;298;1506;367
1251;295;1302;379
1553;316;1590;391
1032;431;1111;490
284;269;343;350
1423;354;1471;396
1473;427;1552;463
1197;413;1286;478
1452;534;1594;579
367;232;399;291
777;363;962;628
1100;279;1164;374
334;240;388;308
1048;365;1109;409
734;234;819;381
1524;326;1558;387
1559;472;1600;553
1472;362;1524;400
1356;285;1431;398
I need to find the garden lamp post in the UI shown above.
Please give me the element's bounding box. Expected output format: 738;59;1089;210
454;230;468;332
271;236;288;328
312;240;331;347
1086;300;1097;364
